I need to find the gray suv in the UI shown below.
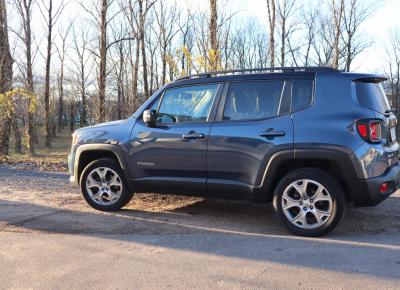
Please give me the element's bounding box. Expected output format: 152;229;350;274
68;67;400;236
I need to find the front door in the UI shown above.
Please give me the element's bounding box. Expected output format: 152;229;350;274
207;79;294;197
130;83;221;194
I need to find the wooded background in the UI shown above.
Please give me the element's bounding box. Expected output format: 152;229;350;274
1;0;400;157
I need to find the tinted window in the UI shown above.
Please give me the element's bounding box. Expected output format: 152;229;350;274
356;82;390;114
156;84;218;123
223;81;284;121
292;80;314;111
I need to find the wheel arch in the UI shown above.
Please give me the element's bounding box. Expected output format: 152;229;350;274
74;144;130;186
256;147;362;203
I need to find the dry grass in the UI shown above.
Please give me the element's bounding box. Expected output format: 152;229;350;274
1;127;71;172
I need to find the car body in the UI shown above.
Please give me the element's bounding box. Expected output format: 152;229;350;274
68;67;400;236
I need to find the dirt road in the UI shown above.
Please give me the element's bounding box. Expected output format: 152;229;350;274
1;165;400;289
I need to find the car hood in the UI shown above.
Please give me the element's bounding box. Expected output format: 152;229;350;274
75;117;137;144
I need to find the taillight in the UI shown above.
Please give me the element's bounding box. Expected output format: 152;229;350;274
356;119;383;143
369;122;382;141
357;124;368;138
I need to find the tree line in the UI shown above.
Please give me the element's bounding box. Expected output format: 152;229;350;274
0;0;399;157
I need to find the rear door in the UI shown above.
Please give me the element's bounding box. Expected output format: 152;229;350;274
207;79;294;197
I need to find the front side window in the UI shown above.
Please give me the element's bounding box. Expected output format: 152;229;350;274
154;84;219;123
223;80;284;121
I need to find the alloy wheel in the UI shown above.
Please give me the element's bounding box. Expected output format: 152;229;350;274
281;179;333;229
85;167;123;206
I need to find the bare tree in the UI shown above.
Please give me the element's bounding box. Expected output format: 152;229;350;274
15;0;35;155
209;0;218;70
341;0;371;71
146;18;159;94
301;7;318;66
110;22;129;119
1;10;23;155
137;0;157;99
97;0;108;123
267;0;276;67
39;0;64;147
177;8;195;74
0;0;13;156
71;25;93;127
276;0;296;67
56;22;71;132
122;0;140;110
331;0;345;69
384;31;400;128
155;1;179;84
80;0;111;123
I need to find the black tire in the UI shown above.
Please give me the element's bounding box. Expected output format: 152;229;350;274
273;168;344;237
80;158;134;211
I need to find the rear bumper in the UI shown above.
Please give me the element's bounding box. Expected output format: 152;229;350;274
352;162;400;206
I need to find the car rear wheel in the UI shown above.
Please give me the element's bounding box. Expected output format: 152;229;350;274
273;168;344;237
80;158;134;211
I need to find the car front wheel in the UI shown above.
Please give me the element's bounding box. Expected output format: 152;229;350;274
273;168;344;237
80;158;134;211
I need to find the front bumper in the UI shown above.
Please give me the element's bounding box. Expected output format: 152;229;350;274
352;162;400;206
68;148;78;186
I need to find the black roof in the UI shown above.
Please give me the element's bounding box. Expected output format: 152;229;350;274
174;67;339;82
168;67;387;88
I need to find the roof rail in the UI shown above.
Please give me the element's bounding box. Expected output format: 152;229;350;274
174;66;339;81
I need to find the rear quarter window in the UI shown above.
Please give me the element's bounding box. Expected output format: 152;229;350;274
355;82;390;114
291;80;314;112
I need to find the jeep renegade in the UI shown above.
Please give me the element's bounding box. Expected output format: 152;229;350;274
68;67;400;236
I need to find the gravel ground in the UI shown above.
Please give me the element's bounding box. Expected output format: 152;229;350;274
1;165;400;289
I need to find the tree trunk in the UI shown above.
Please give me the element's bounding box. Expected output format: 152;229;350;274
69;102;75;134
12;110;22;154
98;0;108;123
57;63;64;132
57;86;63;132
267;0;276;67
345;38;352;72
280;16;285;67
332;0;345;69
20;0;35;155
0;0;13;156
80;60;87;127
117;45;124;119
80;89;87;127
161;46;167;84
0;116;11;156
209;0;218;71
44;0;53;148
131;36;140;108
138;1;149;99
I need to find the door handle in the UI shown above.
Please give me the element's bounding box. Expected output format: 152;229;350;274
259;130;286;138
182;132;205;139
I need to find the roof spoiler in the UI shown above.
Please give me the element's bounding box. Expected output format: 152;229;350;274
352;76;388;83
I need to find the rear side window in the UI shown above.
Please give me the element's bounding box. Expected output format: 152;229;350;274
356;82;390;114
223;80;285;121
292;80;314;112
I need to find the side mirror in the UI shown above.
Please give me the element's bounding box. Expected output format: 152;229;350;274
143;109;157;127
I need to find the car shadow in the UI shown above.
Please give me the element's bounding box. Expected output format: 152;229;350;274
1;196;400;281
